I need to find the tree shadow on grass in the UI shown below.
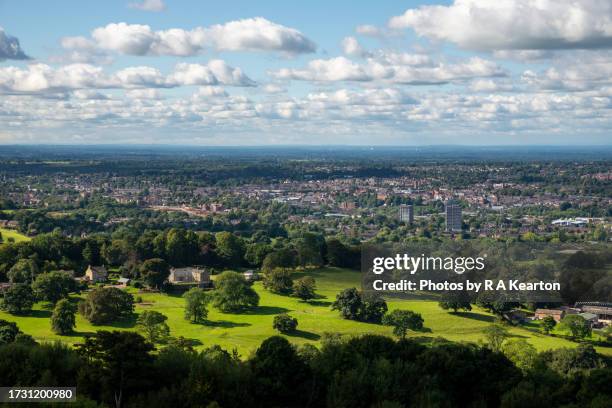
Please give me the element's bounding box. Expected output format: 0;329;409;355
453;311;496;323
28;310;52;318
243;306;290;315
306;300;332;307
103;313;137;329
285;329;321;341
205;320;252;329
63;330;95;338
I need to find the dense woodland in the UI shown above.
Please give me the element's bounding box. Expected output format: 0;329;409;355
0;329;610;408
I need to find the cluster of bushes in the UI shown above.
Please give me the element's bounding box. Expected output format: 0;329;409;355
262;268;317;301
0;327;610;408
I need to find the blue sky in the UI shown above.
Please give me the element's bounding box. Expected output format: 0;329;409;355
0;0;611;145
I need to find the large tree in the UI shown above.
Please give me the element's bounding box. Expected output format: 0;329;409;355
262;268;294;295
7;259;39;283
75;331;154;408
165;229;200;267
32;271;76;304
136;310;170;343
0;319;20;345
51;299;77;335
139;258;170;289
215;232;245;267
295;232;324;268
483;324;510;352
1;283;34;314
79;287;134;325
382;309;424;339
262;249;296;271
331;288;363;320
438;291;472;313
273;314;298;333
183;287;210;323
560;315;592;340
213;271;259;312
293;276;316;301
102;240;131;267
331;288;388;323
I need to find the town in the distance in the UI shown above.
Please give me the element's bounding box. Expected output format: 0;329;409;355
0;145;610;407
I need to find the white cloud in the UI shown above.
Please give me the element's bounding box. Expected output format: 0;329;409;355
114;66;167;88
341;37;366;57
0;28;30;60
469;79;514;92
92;23;158;55
274;57;372;82
389;0;612;51
2;86;610;144
0;60;255;95
272;55;504;85
78;18;316;56
522;61;612;91
167;61;256;87
73;89;111;100
202;18;316;54
56;36;113;64
128;0;166;12
193;86;228;99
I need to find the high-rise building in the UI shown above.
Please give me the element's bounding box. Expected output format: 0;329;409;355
445;200;462;232
399;204;414;224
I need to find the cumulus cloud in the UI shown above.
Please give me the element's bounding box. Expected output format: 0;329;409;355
2;84;610;145
0;60;255;95
128;0;166;12
168;61;256;87
73;89;111;100
192;86;228;99
76;18;316;56
272;55;504;85
0;28;30;60
341;37;368;57
522;59;612;91
389;0;612;51
55;36;113;64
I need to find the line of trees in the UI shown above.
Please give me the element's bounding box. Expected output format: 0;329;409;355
0;228;361;285
0;325;610;408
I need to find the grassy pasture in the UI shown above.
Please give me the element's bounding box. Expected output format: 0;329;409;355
0;267;609;357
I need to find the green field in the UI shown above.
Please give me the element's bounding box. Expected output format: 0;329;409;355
0;228;30;243
1;267;610;357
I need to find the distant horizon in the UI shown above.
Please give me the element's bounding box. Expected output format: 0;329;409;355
1;144;611;149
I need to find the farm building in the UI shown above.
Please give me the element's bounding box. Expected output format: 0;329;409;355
84;265;108;283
